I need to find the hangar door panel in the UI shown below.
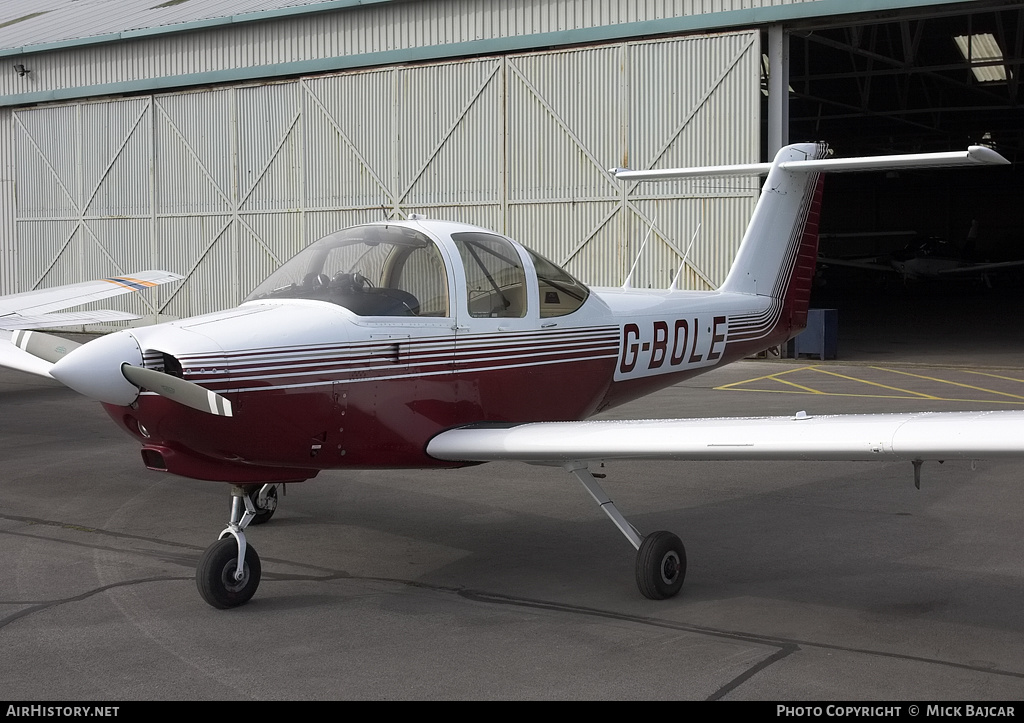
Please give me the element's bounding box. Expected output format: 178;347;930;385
13;98;168;323
507;32;761;290
301;60;505;235
154;90;237;318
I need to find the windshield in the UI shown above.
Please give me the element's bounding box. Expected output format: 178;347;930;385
245;225;450;317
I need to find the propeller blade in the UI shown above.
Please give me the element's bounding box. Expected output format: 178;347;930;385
120;364;233;417
10;329;81;363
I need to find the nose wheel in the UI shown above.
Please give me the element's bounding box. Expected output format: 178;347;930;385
196;537;261;609
197;485;263;608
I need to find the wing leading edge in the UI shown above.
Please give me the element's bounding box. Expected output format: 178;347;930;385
426;411;1024;464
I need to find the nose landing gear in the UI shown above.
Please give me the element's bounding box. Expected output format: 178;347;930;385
196;485;263;608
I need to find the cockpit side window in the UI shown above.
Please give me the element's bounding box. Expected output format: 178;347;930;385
244;225;450;317
526;249;590;317
452;232;527;318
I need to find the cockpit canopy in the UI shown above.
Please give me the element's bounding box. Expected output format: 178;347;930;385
245;225;450;316
244;222;590;319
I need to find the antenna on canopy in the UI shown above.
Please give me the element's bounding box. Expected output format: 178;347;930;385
669;223;701;291
622;216;656;289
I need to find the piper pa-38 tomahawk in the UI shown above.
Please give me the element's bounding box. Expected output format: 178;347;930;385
2;142;1021;609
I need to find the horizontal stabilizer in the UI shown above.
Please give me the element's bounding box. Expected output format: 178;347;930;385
613;146;1009;182
427;411;1024;463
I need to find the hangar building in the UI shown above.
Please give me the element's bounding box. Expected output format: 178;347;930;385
1;0;1021;329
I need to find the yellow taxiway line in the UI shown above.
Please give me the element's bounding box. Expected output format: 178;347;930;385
715;365;1024;404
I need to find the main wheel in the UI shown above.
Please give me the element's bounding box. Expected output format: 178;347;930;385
636;531;686;600
245;485;278;525
196;537;261;609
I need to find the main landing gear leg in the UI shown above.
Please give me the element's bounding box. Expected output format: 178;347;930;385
196;485;262;609
565;462;686;600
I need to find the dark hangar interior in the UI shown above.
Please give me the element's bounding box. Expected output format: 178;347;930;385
775;1;1024;354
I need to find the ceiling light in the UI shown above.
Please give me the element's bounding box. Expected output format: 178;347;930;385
954;34;1008;83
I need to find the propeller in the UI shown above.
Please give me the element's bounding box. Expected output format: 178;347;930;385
19;329;233;417
10;329;81;363
120;364;232;417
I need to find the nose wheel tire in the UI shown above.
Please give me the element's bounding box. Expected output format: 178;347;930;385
636;531;686;600
196;537;261;609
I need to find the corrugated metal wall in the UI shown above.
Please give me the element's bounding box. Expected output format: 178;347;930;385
11;31;759;322
0;108;13;295
0;0;807;102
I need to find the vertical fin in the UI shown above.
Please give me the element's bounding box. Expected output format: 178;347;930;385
719;142;829;338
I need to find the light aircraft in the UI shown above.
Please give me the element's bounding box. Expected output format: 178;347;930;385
819;230;1024;283
2;142;1021;610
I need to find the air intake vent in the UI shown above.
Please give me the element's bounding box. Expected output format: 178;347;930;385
141;448;167;471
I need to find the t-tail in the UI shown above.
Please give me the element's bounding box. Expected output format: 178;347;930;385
615;141;1009;344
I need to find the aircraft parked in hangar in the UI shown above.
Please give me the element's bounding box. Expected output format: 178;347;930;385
2;142;1021;609
819;232;1024;284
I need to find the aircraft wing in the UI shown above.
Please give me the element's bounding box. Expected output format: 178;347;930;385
937;259;1024;276
426;411;1024;464
0;271;182;332
818;256;896;273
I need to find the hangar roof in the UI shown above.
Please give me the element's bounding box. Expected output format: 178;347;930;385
0;0;973;55
0;0;389;52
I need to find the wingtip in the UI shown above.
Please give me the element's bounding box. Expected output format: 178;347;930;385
966;145;1011;165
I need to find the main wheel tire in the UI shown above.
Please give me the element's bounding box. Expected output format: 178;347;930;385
245;485;278;525
636;531;686;600
196;537;261;609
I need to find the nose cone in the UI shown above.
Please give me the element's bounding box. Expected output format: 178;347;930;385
50;331;144;406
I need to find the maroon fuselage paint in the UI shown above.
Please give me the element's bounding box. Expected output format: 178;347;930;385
105;353;618;479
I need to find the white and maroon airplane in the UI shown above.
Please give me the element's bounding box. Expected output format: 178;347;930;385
3;142;1021;609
